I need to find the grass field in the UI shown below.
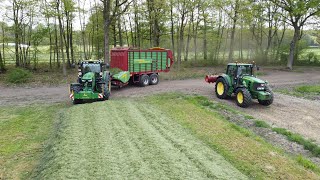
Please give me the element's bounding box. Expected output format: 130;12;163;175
20;94;317;179
0;104;64;179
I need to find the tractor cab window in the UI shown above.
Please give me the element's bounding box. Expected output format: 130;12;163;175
237;65;252;76
82;63;101;74
227;65;237;76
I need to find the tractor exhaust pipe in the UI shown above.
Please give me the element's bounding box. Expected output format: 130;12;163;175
205;75;218;83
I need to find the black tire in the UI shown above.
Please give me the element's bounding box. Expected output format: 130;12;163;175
149;74;159;85
103;80;111;100
215;77;229;99
72;99;82;105
70;84;82;93
258;86;273;106
235;88;252;108
139;74;150;87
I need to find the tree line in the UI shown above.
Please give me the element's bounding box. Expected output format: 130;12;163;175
0;0;320;75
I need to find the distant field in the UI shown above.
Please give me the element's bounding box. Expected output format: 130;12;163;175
1;44;320;65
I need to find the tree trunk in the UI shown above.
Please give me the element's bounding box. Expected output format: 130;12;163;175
57;0;67;76
287;26;300;70
185;18;192;61
103;0;111;64
170;0;175;54
228;14;237;62
203;14;207;60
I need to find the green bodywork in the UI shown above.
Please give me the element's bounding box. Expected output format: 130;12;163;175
128;51;170;72
70;60;111;102
112;71;130;83
219;63;272;100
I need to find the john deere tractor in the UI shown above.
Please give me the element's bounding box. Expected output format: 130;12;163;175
69;60;111;104
205;63;273;108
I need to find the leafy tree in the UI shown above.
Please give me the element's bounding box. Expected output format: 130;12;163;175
271;0;320;69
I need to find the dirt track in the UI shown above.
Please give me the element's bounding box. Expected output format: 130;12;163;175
0;69;320;144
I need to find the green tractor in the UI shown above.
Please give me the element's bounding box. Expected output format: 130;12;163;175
69;60;111;104
205;63;273;108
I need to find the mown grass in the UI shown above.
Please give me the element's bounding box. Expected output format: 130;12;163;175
0;104;63;179
146;93;320;179
295;85;320;93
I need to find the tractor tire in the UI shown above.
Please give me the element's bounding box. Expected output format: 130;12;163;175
103;80;111;100
149;74;159;85
215;78;229;99
70;84;82;93
139;74;150;87
235;88;252;108
258;86;274;106
72;99;82;105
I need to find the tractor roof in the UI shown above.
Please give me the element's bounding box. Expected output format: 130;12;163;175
80;60;103;64
227;63;253;66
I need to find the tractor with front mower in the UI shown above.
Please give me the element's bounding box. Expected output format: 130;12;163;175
69;60;113;104
205;63;273;108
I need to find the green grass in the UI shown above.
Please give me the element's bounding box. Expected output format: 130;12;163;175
295;85;320;93
0;104;64;179
146;93;320;179
254;120;271;128
272;128;320;157
276;84;320;100
296;155;319;171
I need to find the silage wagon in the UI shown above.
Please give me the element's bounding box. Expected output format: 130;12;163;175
110;47;174;87
69;47;174;104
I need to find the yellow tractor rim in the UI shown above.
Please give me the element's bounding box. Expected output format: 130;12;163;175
217;82;224;95
237;92;244;104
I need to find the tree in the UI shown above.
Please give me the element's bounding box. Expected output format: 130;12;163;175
101;0;131;64
271;0;320;69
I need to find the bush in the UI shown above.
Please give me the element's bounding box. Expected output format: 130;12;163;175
6;68;32;84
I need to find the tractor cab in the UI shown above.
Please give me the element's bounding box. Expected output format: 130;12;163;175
226;63;255;87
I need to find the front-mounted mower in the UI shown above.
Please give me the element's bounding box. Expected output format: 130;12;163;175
205;63;273;108
69;60;112;104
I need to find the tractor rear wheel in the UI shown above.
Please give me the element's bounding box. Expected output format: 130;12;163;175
215;78;229;99
235;88;252;108
139;74;150;87
149;74;159;85
258;86;273;106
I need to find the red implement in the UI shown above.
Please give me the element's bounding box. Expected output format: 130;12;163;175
205;75;218;83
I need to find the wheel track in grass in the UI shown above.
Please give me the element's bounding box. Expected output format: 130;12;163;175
33;100;247;179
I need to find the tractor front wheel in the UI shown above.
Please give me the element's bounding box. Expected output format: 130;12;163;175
215;78;229;99
235;88;252;108
258;86;273;106
103;81;111;100
139;75;150;87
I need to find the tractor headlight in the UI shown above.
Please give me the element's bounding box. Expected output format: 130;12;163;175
82;79;86;82
88;79;92;82
257;87;265;90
